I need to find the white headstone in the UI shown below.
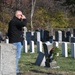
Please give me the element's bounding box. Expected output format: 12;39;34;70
5;38;9;44
23;40;27;53
23;27;27;40
62;42;68;57
71;43;75;58
37;32;41;42
37;41;42;52
58;31;62;42
30;41;34;53
55;31;62;42
53;41;59;48
0;43;16;75
35;52;46;66
43;41;53;57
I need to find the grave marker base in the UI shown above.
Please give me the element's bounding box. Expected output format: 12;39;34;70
45;60;60;68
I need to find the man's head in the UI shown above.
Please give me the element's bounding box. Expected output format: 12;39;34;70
15;10;23;19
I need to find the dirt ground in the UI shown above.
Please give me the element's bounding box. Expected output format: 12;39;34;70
22;70;75;75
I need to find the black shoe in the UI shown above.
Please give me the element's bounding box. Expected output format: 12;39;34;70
17;72;23;75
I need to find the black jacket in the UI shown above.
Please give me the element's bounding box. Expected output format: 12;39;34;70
8;16;27;43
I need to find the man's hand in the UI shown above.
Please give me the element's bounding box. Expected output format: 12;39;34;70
21;14;26;19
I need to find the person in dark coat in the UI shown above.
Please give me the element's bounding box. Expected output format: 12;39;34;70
8;10;27;75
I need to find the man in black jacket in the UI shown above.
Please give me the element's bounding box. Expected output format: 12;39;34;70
8;10;27;75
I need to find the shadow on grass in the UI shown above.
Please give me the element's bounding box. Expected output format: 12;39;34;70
30;70;62;75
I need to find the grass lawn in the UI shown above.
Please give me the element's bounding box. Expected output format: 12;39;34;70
19;46;75;75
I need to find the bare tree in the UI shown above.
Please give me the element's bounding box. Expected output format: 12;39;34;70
31;0;36;31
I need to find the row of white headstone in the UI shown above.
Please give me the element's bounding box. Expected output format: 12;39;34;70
23;40;43;53
4;27;75;59
23;40;75;58
53;41;75;58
